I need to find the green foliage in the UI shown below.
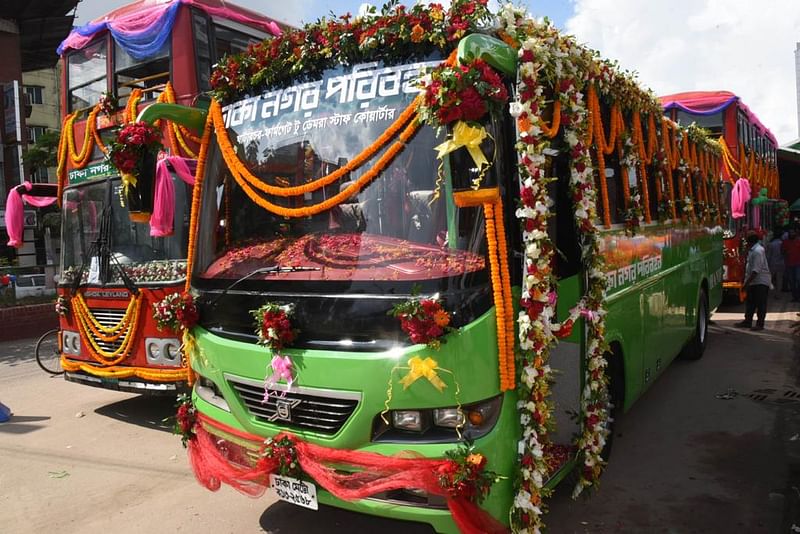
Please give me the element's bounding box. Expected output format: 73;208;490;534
23;130;60;169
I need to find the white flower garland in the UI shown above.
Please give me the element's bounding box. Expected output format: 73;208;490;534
500;5;612;530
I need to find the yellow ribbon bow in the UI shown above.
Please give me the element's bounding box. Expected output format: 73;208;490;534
120;172;138;196
434;121;490;188
399;356;447;392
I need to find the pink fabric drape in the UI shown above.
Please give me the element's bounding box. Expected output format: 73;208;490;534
182;0;281;36
731;178;751;219
5;182;58;248
5;186;25;248
151;157;196;237
60;0;281;55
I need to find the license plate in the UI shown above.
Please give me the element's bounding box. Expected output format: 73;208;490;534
269;474;318;510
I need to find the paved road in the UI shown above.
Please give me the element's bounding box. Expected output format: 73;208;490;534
1;295;798;533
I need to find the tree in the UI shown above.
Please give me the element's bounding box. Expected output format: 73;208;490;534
22;130;60;174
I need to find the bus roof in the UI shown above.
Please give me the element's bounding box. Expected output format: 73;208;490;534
659;90;777;146
58;0;283;57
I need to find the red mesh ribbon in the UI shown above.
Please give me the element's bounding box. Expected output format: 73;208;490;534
188;417;507;533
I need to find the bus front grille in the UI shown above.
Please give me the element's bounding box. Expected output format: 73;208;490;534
226;375;359;436
86;308;129;353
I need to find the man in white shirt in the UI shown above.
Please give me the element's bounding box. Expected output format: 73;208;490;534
736;233;771;331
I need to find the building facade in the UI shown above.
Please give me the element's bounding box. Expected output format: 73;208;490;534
22;65;60;184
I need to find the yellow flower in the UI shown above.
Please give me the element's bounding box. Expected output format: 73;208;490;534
466;453;484;465
430;6;444;21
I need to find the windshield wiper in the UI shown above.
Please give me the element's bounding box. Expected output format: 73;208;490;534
208;265;321;307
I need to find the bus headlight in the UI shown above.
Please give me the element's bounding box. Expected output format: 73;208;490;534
62;331;81;355
392;410;430;432
433;408;465;428
374;396;503;442
145;338;182;366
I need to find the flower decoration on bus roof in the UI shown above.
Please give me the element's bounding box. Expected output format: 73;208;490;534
209;0;493;102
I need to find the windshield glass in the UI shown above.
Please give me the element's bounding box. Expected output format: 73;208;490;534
61;176;191;285
194;59;489;294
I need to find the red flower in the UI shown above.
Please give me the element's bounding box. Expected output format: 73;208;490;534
459;87;487;121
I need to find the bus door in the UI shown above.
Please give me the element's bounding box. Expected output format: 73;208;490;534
542;153;584;446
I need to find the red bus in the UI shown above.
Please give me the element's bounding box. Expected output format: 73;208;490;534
55;0;283;394
660;91;780;300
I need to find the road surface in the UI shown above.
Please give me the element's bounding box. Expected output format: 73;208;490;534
1;295;798;533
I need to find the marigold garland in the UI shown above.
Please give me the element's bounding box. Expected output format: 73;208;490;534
184;107;214;293
212;95;420;198
71;292;143;366
60;355;189;382
217;99;420;218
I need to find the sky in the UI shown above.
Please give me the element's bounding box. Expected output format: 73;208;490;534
71;0;800;144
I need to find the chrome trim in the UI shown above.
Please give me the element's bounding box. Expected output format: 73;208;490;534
223;373;361;401
225;373;360;435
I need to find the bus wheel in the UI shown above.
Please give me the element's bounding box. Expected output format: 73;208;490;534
681;288;708;361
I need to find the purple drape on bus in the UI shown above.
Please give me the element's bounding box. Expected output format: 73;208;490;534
58;0;282;58
659;91;777;146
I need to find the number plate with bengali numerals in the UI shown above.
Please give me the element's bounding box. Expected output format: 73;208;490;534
269;474;318;510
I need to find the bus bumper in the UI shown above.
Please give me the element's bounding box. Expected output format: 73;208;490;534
192;385;518;534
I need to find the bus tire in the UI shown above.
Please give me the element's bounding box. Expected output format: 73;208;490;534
681;288;708;361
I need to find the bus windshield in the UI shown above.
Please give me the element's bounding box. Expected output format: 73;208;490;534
194;60;489;294
61;177;191;285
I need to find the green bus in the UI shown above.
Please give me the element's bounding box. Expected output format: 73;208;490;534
160;2;724;532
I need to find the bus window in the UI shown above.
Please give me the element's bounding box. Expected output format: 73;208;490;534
213;24;260;59
605;158;625;225
67;39;107;112
193;11;213;92
115;40;170;102
548;154;581;280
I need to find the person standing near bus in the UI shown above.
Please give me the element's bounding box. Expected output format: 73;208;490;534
766;234;784;298
782;229;800;302
736;233;771;330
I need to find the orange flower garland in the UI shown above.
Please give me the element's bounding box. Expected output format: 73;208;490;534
214;98;421;218
631;111;652;222
184;107;214;293
212;95;420;198
60;356;189;382
453;188;515;390
483;201;513;391
72;293;143;366
540;100;561;139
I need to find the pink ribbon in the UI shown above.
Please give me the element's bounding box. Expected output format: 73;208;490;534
262;354;294;404
5;182;58;247
150;156;196;237
580;308;599;323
